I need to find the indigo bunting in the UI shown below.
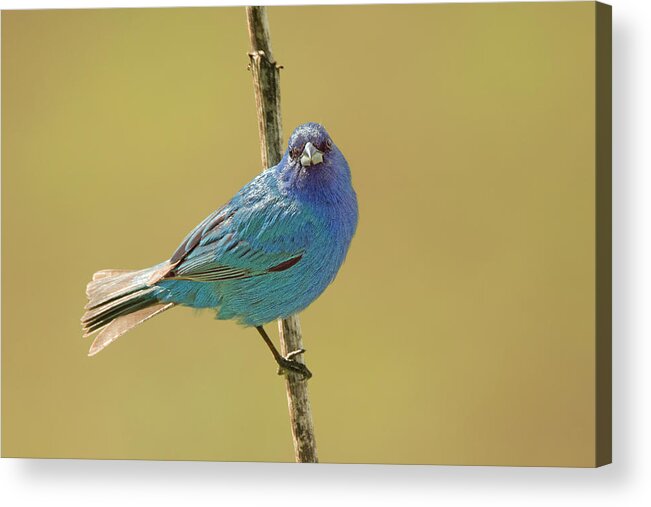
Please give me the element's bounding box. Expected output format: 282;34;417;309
82;123;358;378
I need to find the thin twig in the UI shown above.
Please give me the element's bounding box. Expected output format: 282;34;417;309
246;5;318;464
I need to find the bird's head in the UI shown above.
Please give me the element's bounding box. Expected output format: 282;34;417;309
286;122;335;169
279;122;353;205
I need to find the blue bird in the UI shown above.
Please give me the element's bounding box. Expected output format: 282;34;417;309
81;122;358;378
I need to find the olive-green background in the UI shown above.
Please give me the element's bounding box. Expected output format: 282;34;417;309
2;2;600;466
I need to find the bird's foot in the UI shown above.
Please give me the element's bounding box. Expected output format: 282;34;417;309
276;349;312;380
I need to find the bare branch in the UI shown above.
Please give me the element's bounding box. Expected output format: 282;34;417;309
245;5;318;464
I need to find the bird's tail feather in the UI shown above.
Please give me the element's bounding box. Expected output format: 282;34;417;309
81;265;174;356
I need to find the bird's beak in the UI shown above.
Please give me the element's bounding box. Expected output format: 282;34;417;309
300;142;324;167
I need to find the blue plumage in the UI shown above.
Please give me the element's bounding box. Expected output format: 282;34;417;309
82;122;358;373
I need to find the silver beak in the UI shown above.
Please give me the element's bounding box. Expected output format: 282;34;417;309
300;142;324;167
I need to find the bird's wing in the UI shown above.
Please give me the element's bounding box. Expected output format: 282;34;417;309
169;206;230;266
166;192;312;283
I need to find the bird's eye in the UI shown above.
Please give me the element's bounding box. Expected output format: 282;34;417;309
325;139;332;150
291;147;301;159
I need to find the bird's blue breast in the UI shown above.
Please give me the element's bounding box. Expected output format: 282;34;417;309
155;159;358;327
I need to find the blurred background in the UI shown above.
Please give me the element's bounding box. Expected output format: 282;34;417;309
2;2;597;465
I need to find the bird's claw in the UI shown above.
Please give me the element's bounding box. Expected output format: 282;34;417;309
276;349;312;380
285;348;305;360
